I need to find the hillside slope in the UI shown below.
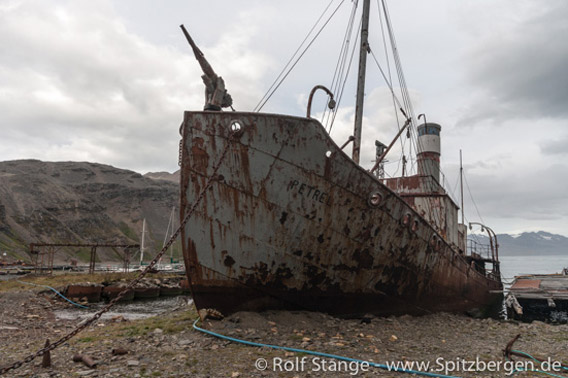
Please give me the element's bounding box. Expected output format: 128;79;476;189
470;231;568;256
0;160;179;263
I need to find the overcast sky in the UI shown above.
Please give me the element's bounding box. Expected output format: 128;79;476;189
1;0;567;236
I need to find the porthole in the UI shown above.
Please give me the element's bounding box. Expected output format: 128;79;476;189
368;191;383;207
229;120;244;135
411;219;419;232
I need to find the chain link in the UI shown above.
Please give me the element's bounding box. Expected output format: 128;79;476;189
0;131;237;376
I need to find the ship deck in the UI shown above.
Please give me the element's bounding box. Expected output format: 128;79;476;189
509;274;568;300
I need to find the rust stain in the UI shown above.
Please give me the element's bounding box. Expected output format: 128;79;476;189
511;279;541;290
180;111;502;317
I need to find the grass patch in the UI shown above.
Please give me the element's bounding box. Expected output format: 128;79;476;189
186;358;199;368
70;305;199;345
118;221;139;241
0;271;180;293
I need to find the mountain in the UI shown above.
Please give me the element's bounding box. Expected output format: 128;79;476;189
0;160;179;264
143;170;180;183
2;159;565;263
469;231;568;256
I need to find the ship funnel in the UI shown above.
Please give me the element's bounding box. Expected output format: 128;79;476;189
417;122;441;183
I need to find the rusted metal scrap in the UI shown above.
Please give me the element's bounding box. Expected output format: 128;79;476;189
72;354;97;368
198;308;224;321
111;348;129;356
502;334;522;360
503;334;568;369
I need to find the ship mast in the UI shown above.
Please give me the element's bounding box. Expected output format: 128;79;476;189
352;0;371;164
140;219;146;265
460;150;465;224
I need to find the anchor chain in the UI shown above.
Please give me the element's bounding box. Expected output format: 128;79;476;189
0;130;238;376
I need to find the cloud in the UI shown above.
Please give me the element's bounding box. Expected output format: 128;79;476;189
540;135;568;156
2;0;568;236
458;0;568;124
0;0;271;172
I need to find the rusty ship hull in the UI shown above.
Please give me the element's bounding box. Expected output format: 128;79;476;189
180;111;503;317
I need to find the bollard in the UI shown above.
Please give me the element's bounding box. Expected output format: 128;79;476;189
41;339;51;368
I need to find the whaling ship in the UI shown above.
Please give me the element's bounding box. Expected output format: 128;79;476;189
178;0;503;317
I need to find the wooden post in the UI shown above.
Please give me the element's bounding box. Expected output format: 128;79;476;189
89;246;97;274
41;339;51;368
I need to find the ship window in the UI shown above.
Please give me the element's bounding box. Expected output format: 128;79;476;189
325;150;332;158
412;219;419;232
368;191;382;207
419;126;440;136
428;127;440;136
230;120;243;133
430;235;438;248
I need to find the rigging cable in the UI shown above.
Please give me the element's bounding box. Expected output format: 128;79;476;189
380;0;419;175
328;16;362;135
374;0;405;163
379;0;441;228
323;0;359;129
253;0;335;112
462;170;485;225
254;0;346;112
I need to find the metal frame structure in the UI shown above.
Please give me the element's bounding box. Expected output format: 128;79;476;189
29;243;140;274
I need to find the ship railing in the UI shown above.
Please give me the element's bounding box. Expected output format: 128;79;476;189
467;239;501;280
467;239;491;259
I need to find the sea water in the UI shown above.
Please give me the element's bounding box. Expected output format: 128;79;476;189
500;255;568;287
500;255;568;322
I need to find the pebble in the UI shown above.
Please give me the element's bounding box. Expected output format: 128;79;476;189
3;287;568;378
76;370;95;376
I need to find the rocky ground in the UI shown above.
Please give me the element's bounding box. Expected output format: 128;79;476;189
1;287;568;378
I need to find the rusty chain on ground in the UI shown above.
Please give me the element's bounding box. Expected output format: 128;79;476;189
0;130;238;376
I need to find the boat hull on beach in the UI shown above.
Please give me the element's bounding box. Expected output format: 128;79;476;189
180;111;503;317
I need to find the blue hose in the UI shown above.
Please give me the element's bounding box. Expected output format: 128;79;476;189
192;318;461;378
508;349;568;377
17;280;89;309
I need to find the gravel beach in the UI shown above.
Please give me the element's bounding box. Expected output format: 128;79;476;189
1;288;567;377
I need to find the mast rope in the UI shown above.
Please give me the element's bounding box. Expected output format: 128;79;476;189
254;0;346;112
323;0;359;130
328;16;362;135
463;170;485;225
378;0;440;226
376;0;407;162
253;0;334;112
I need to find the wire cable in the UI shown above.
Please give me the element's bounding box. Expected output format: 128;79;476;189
323;0;359;127
255;0;346;112
253;0;336;112
463;171;485;224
